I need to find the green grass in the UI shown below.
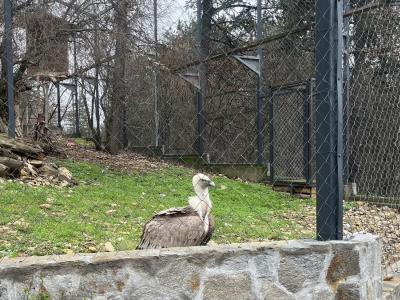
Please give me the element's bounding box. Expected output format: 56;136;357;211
0;161;315;258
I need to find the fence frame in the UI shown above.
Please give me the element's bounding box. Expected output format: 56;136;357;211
315;0;344;241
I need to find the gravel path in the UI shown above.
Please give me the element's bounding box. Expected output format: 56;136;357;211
344;202;400;276
293;201;400;275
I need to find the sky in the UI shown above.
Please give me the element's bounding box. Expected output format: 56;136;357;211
158;0;193;35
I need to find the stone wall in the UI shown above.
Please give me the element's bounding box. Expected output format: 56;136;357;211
0;234;382;300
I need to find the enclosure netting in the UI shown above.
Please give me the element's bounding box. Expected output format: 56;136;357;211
1;0;400;280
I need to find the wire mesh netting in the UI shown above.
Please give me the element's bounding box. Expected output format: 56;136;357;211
343;1;400;275
0;0;399;289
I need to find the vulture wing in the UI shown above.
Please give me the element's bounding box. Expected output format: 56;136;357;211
137;206;213;249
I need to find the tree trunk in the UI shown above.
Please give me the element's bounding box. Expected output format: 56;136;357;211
0;157;23;173
0;133;43;158
107;0;129;154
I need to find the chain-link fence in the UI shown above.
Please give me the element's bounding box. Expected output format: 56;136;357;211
1;0;400;281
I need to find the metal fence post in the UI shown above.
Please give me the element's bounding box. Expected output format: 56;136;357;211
269;91;274;182
4;0;15;138
343;0;350;184
303;79;314;186
154;0;160;147
315;0;344;240
196;0;205;157
93;6;101;146
256;0;265;165
73;34;81;137
56;82;62;129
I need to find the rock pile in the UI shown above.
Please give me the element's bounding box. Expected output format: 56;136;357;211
0;134;75;187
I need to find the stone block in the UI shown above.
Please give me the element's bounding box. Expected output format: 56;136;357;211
253;253;279;280
128;286;185;300
210;252;250;272
155;256;204;298
0;280;8;300
326;249;360;284
203;273;252;300
262;282;295;300
278;254;326;293
335;283;361;300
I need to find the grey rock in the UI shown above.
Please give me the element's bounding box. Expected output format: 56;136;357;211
156;257;204;298
128;286;183;300
335;283;361;300
39;164;59;177
203;273;252;300
262;281;295;300
278;254;326;293
253;253;279;280
326;249;360;284
211;253;249;272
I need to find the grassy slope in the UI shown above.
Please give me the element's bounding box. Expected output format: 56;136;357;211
0;160;315;258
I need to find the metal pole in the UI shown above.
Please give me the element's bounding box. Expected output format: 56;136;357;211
94;18;101;144
196;0;205;157
56;82;62;129
269;93;274;182
4;0;15;138
303;82;311;185
43;83;49;124
73;34;81;137
315;0;344;240
154;0;160;147
343;0;350;184
256;0;265;165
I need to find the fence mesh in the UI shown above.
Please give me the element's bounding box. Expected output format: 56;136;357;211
0;0;399;283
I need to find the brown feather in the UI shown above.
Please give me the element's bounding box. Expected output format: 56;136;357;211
137;206;214;249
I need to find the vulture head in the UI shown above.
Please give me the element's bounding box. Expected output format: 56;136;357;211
192;173;215;191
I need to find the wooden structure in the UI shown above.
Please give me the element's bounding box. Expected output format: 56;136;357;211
25;9;71;80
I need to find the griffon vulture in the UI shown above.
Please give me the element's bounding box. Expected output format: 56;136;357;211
137;173;215;249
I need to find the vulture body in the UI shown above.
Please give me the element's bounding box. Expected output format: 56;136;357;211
137;174;215;249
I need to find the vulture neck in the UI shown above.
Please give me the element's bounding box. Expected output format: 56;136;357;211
190;185;212;220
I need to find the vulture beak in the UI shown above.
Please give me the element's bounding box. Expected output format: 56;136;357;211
209;181;216;188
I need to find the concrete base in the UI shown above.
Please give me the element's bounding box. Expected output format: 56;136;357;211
206;163;269;182
162;154;210;168
129;146;164;157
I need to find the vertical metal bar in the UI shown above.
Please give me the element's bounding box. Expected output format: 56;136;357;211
196;0;204;157
94;67;100;141
303;83;311;185
343;0;350;184
43;83;49;124
154;0;160;147
196;90;204;155
336;0;345;237
315;0;343;240
269;92;274;182
94;15;101;144
4;0;15;138
256;0;265;165
73;34;81;137
309;79;316;184
122;102;128;148
56;82;61;129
